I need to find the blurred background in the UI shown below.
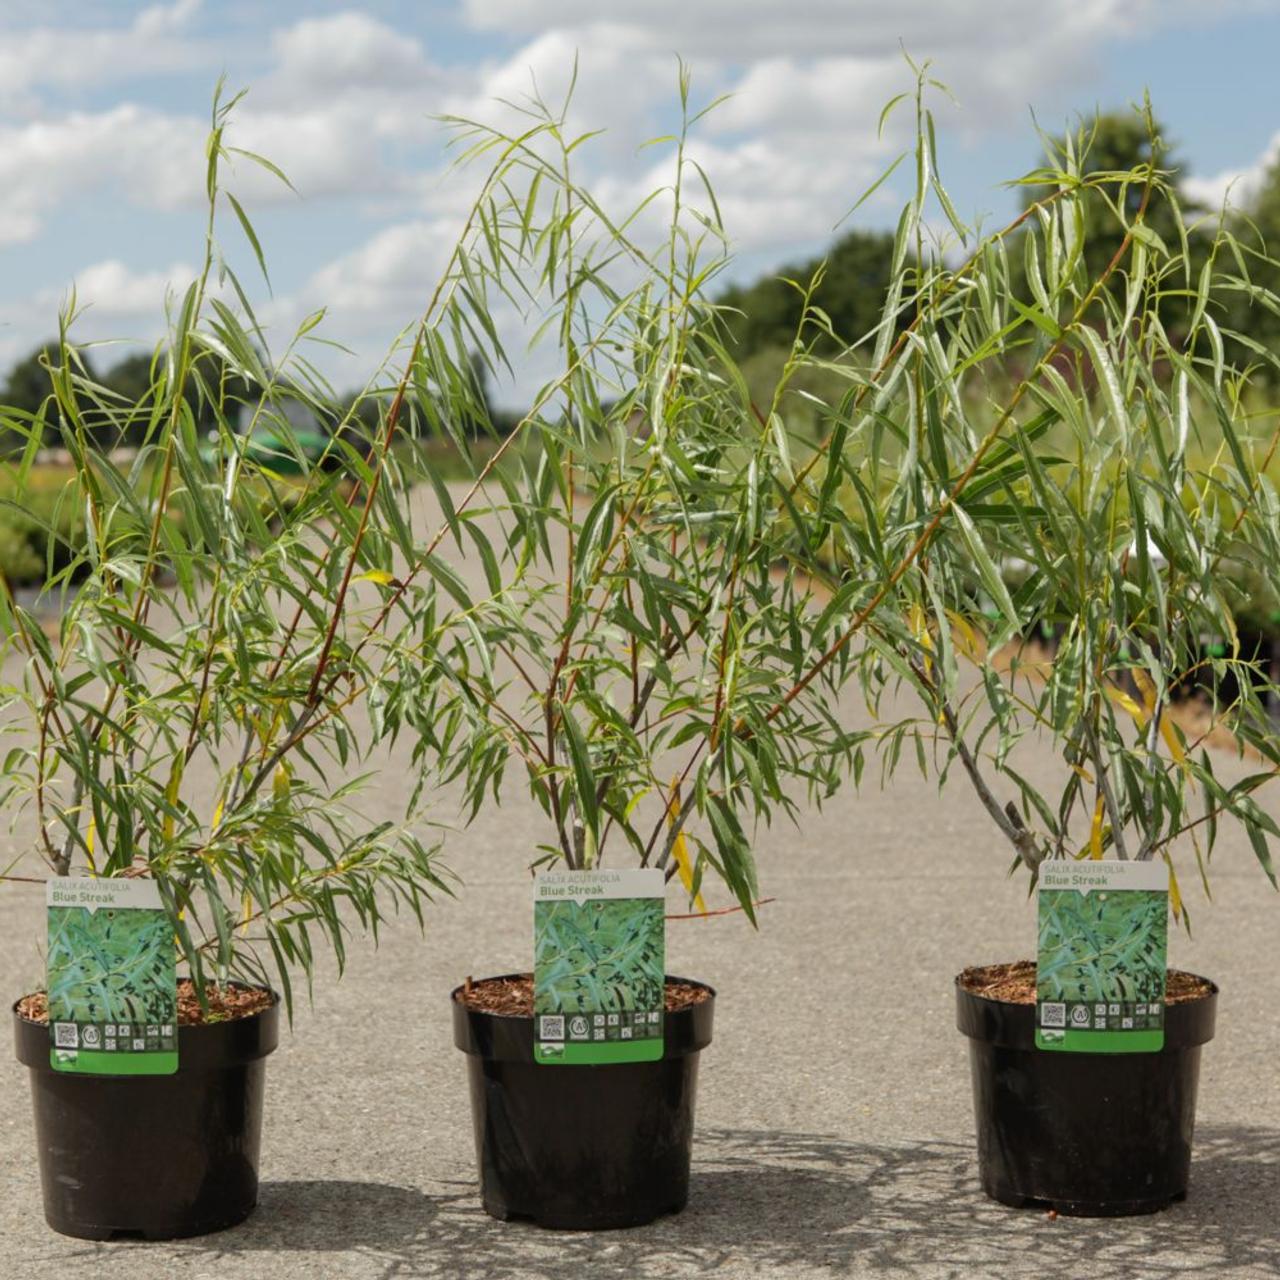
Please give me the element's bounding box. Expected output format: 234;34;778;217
2;0;1278;397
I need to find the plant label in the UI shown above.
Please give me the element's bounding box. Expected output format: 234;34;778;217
533;868;664;1065
46;877;178;1076
1035;859;1169;1053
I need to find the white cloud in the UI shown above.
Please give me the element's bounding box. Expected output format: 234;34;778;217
0;0;208;110
464;0;1278;58
2;0;1277;397
0;10;463;245
302;219;460;318
0;258;199;373
1185;133;1280;211
0;106;205;246
135;0;203;38
270;11;434;91
463;0;1135;61
59;260;200;321
214;13;465;202
708;57;902;136
462;28;694;144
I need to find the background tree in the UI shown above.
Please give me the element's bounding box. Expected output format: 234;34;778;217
1;342;99;452
1023;112;1187;274
1013;106;1212;344
716;229;898;360
1227;153;1280;379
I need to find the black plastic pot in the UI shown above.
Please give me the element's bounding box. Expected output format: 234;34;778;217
955;969;1217;1217
452;973;714;1230
13;990;279;1240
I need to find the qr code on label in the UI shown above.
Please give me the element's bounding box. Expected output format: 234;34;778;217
1040;1003;1067;1029
538;1015;565;1041
53;1023;78;1049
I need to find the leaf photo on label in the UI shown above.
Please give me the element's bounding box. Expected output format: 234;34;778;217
534;897;664;1018
47;906;175;1027
1036;888;1168;1006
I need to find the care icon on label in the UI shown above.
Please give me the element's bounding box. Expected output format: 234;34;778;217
1070;1005;1091;1027
569;1016;589;1039
82;1025;101;1048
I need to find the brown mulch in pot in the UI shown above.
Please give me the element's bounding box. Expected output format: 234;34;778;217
455;973;712;1017
959;959;1215;1006
16;979;275;1027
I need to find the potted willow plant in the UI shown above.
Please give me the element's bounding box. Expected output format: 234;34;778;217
4;88;448;1240
378;77;861;1229
797;88;1280;1215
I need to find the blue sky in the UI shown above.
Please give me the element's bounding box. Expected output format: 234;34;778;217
2;1;1278;402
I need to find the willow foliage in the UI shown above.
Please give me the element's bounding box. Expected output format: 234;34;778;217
788;71;1280;926
0;84;457;1012
4;64;1279;998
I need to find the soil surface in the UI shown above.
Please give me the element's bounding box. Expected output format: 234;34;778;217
455;973;712;1017
959;959;1215;1005
16;978;275;1027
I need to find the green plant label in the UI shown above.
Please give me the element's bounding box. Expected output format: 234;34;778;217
533;868;664;1065
47;877;178;1076
1035;860;1169;1054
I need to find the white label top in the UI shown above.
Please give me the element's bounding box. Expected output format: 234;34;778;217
1038;860;1169;895
534;867;664;905
46;876;163;913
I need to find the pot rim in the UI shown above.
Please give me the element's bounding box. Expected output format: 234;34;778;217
452;972;715;1062
953;964;1219;1008
954;963;1218;1051
12;978;281;1028
450;971;717;1015
13;982;281;1074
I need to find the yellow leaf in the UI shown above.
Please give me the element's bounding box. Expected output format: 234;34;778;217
355;569;394;586
908;604;933;677
163;756;185;842
1129;668;1188;767
85;818;96;874
1105;683;1146;727
240;890;253;935
945;609;981;661
667;777;705;914
1089;793;1105;860
1164;852;1183;923
1162;719;1188;768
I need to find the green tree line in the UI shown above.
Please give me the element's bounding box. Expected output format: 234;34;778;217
716;110;1280;376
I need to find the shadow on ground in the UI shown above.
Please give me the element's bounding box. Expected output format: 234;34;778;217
37;1125;1280;1278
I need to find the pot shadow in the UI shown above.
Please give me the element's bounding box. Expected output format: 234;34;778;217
224;1179;441;1254
30;1127;1279;1277
378;1124;1280;1279
33;1180;441;1274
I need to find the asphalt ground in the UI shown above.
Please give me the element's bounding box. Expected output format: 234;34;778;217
1;485;1278;1278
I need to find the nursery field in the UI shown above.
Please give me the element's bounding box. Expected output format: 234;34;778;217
0;486;1278;1280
